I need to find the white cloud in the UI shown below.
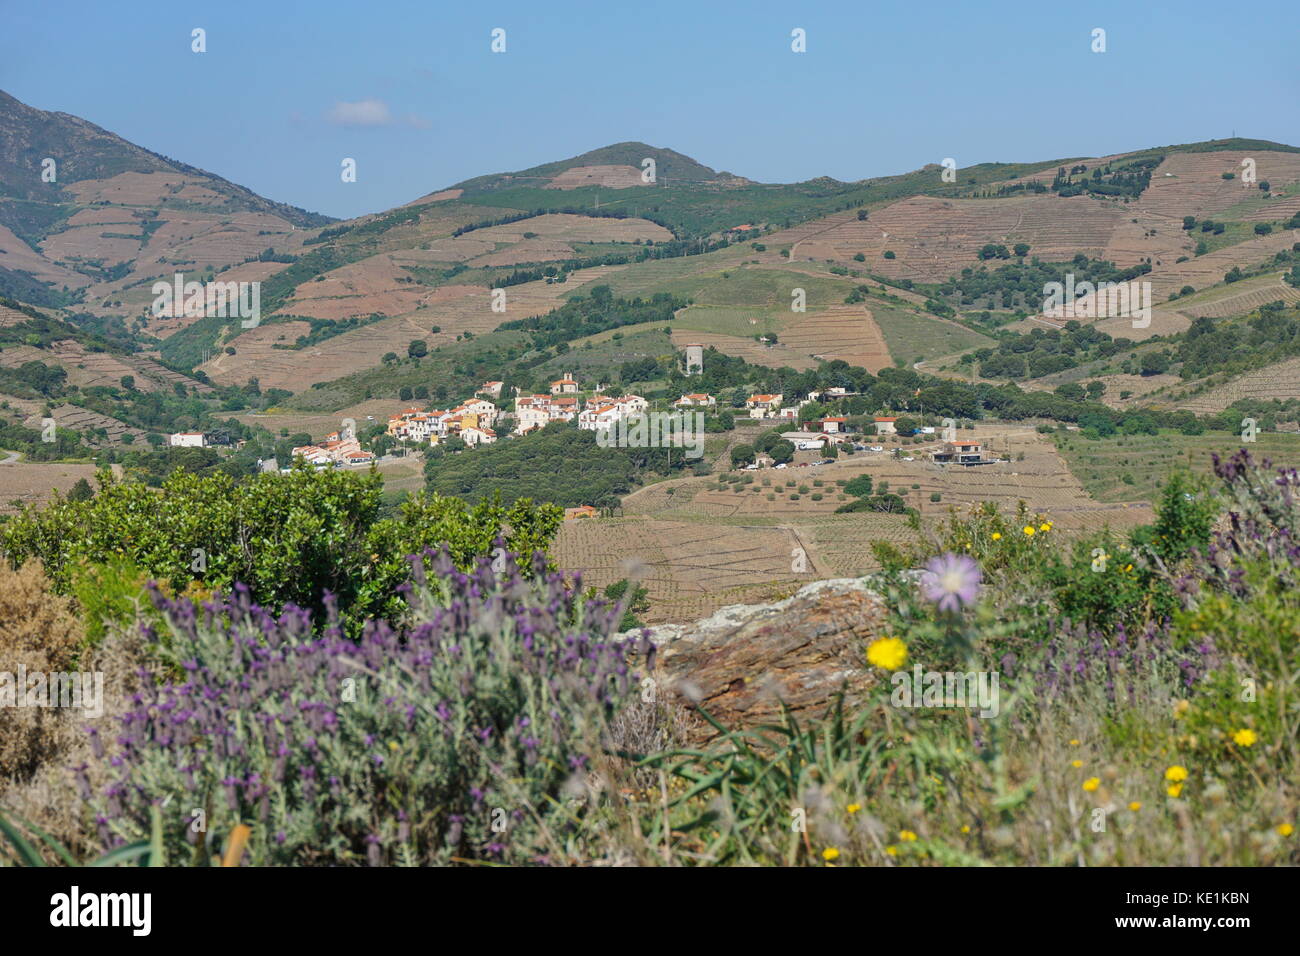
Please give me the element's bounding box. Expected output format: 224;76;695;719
328;98;395;127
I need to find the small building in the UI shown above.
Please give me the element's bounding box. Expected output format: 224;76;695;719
564;505;599;521
674;393;716;408
477;381;504;399
550;374;579;395
817;417;847;433
873;416;898;436
931;439;987;465
169;432;207;448
746;393;783;419
459;425;497;447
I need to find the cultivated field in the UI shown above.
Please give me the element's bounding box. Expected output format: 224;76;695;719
553;514;810;624
1173;357;1300;414
1055;430;1300;502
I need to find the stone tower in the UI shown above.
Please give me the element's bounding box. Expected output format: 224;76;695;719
683;343;704;375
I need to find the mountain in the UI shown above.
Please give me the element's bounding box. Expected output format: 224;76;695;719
0;88;332;313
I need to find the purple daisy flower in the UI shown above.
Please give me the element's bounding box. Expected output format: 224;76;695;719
920;552;982;612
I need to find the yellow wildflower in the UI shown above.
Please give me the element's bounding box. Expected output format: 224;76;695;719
1279;824;1295;837
1232;728;1258;747
899;830;918;841
1069;739;1080;746
885;846;897;856
1040;522;1052;532
1082;777;1100;792
867;636;908;671
1128;802;1142;812
822;847;840;861
991;532;1002;541
960;824;971;834
1071;759;1083;768
1165;765;1188;782
847;803;861;814
1167;783;1183;798
1023;525;1035;536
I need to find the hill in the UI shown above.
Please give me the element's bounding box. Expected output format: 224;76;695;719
0;88;332;316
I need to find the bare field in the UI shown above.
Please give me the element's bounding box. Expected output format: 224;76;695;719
0;460;100;515
545;165;649;190
770;195;1127;284
778;306;893;371
1139;151;1300;221
553;515;809;624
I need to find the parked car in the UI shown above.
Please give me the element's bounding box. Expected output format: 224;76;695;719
870;445;884;452
775;462;788;469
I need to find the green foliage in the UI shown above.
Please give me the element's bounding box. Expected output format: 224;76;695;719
0;466;561;626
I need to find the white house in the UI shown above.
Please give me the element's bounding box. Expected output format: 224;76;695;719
674;393;716;408
746;394;783;419
459;425;497;447
874;416;898;435
169;432;207;448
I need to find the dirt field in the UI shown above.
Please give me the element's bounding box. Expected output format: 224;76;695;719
0;460;101;515
546;165;650;190
778;306;893;371
768;194;1129;284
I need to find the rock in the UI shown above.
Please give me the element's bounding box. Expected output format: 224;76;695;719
642;578;888;741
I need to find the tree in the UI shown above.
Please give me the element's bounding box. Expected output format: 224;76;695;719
399;386;413;401
1139;352;1171;376
66;477;94;502
120;375;135;391
729;443;755;467
843;474;874;498
408;340;428;358
1013;243;1030;258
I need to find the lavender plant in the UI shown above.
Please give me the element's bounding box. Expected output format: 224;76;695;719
79;544;654;866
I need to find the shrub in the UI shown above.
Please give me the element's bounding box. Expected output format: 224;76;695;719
0;468;562;628
79;546;655;866
0;560;84;782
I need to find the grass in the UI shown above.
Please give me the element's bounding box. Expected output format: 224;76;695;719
868;301;994;364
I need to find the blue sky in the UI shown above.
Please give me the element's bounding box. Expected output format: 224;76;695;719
3;0;1296;220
